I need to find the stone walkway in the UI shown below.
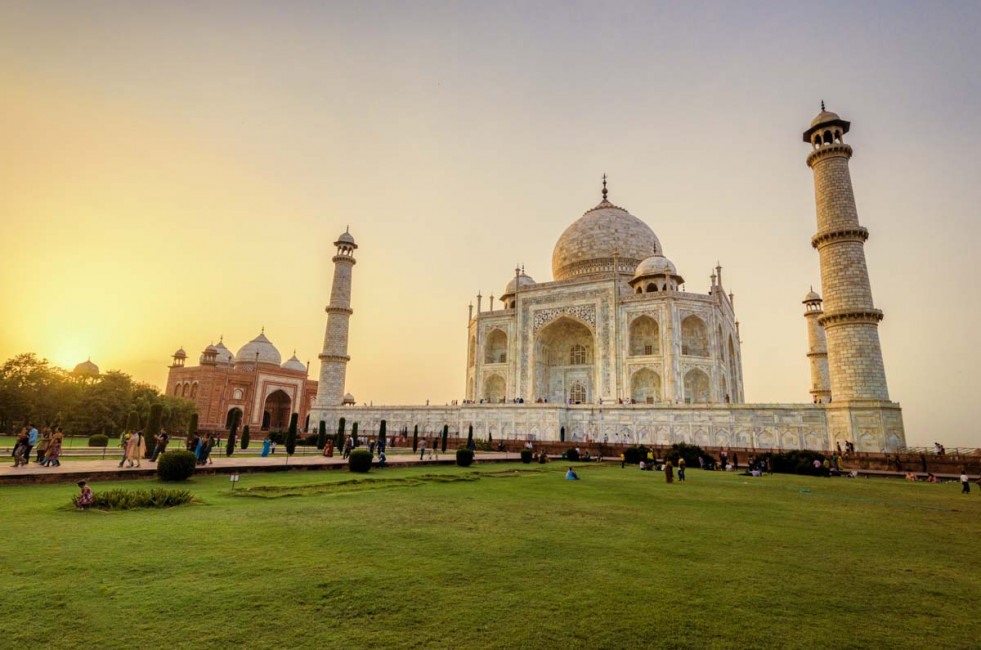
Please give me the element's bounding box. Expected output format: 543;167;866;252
0;451;519;485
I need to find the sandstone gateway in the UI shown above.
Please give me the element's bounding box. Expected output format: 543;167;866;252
306;106;905;452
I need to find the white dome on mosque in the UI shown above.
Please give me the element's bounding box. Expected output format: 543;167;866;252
633;254;678;279
213;339;234;365
282;352;306;373
235;330;282;366
503;272;536;296
551;179;661;282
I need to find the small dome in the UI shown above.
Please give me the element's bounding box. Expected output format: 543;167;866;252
342;393;355;405
633;254;677;279
810;110;841;128
335;228;357;249
173;348;187;359
804;288;822;303
213;340;234;365
503;273;536;295
235;331;282;366
282;353;306;372
73;359;100;376
199;344;219;364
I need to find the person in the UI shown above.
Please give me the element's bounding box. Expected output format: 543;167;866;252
76;481;93;509
720;449;728;469
125;430;145;468
24;423;38;464
678;457;686;482
118;430;133;468
369;440;376;455
150;431;169;462
270;439;277;455
920;454;928;473
639;460;647;471
961;471;971;494
36;427;52;463
342;437;352;459
206;434;216;465
12;428;29;467
620;452;625;469
732;452;739;471
261;437;271;457
419;439;426;461
664;460;674;484
195;434;208;465
905;472;917;482
565;466;580;481
44;429;64;467
376;450;387;468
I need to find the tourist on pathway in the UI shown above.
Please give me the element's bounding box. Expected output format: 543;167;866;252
150;431;169;462
195;434;207;465
961;471;971;494
565;466;580;480
24;424;38;465
36;427;51;463
118;431;133;467
664;460;674;483
43;429;64;467
261;437;271;457
76;481;93;509
206;434;216;465
678;458;686;482
419;439;426;461
342;438;352;459
125;431;145;468
11;429;29;467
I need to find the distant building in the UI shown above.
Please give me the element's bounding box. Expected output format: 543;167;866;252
165;332;318;432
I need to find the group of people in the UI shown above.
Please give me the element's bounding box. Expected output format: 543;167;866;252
10;424;65;468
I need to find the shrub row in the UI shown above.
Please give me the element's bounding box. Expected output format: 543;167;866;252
74;488;193;510
88;434;109;447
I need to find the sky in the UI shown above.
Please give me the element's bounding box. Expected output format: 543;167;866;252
1;1;979;447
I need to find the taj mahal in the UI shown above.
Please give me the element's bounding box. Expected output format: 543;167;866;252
174;106;906;452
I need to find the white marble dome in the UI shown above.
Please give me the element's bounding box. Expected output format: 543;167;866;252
235;331;281;366
213;340;234;365
633;254;677;279
804;289;822;303
73;359;99;376
810;110;841;127
282;353;306;372
504;273;536;295
172;348;187;359
552;199;661;281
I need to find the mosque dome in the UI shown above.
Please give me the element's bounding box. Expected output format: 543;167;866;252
213;340;234;365
172;348;187;359
804;288;822;303
282;353;306;373
73;359;100;376
200;344;219;364
633;254;677;279
235;331;282;366
342;393;356;405
552;196;661;282
503;273;536;296
810;110;841;127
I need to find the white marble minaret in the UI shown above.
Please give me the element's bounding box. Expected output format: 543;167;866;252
803;288;831;404
314;228;357;409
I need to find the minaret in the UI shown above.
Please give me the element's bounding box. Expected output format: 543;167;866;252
314;228;357;407
803;288;831;403
804;104;889;401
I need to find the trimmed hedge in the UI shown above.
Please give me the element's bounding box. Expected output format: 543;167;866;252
156;450;197;482
565;447;580;462
520;449;533;464
666;443;715;470
622;446;650;465
74;488;193;511
88;434;109;447
348;449;372;473
456;448;475;467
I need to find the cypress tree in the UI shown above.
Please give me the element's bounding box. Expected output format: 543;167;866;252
467;424;474;446
285;413;299;455
412;425;419;452
351;422;359;448
241;425;251;450
441;425;448;452
317;420;327;450
335;417;346;450
188;413;198;437
378;420;387;453
226;409;241;457
126;411;139;433
145;404;163;458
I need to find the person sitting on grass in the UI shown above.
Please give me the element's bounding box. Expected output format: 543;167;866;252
565;467;579;480
76;481;93;509
905;472;917;482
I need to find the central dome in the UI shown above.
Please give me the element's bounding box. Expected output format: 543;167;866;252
552;199;661;282
235;331;281;366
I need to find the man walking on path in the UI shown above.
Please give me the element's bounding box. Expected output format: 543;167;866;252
25;424;38;463
961;471;971;494
151;431;169;462
420;439;427;461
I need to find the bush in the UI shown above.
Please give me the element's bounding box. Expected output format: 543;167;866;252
456;448;475;467
520;449;533;464
296;435;319;447
622;446;650;465
348;449;372;473
766;450;827;475
73;488;193;510
156;450;197;482
88;434;109;447
566;447;580;462
267;431;286;445
666;443;715;470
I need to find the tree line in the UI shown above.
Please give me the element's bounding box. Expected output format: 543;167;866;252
0;353;197;436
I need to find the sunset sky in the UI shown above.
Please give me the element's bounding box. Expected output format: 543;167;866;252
1;1;979;447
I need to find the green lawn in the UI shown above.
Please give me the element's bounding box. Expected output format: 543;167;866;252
1;464;978;649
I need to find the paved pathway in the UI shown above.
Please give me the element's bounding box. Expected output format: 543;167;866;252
0;451;520;485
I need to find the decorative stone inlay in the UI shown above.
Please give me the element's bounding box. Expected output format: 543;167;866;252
811;227;869;249
533;305;596;334
818;309;884;328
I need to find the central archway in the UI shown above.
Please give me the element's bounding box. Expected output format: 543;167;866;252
533;316;595;404
262;389;291;430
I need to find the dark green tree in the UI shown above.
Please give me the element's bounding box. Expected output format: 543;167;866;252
286;412;299;455
317;420;327;450
412;424;419;452
126;411;139;433
351;422;359;448
226;408;241;457
241;424;251;450
188;413;199;437
467;424;474;447
335;417;346;450
144;403;163;458
441;425;449;452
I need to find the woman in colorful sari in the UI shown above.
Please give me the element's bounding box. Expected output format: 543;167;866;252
35;427;51;463
195;434;208;465
261;437;271;457
125;431;145;468
44;428;64;467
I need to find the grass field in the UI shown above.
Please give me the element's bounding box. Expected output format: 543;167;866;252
1;463;979;649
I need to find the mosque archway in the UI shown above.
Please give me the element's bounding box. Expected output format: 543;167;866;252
262;389;291;430
225;407;243;429
484;329;508;364
629;316;659;356
683;369;710;403
533;316;595;404
681;316;709;357
484;374;506;403
630;368;661;404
